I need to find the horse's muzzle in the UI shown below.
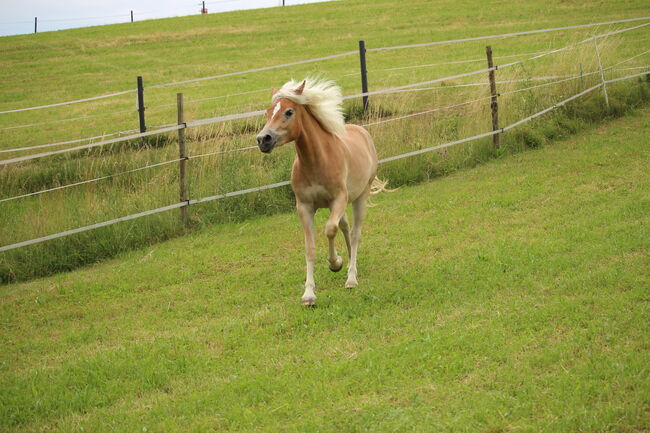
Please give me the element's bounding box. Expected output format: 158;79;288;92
256;131;278;153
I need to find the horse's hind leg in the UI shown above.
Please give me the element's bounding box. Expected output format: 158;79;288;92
346;190;369;288
339;212;352;260
326;195;347;272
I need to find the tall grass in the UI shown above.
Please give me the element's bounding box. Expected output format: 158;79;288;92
1;34;649;282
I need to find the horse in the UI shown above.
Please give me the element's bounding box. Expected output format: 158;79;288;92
256;78;388;306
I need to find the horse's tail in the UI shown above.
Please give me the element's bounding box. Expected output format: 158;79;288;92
370;176;396;196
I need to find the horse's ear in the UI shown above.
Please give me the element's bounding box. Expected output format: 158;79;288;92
271;87;278;96
294;80;306;95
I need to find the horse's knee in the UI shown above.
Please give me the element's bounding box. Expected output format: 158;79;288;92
325;221;338;238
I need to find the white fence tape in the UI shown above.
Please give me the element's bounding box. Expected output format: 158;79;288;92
2;69;646;253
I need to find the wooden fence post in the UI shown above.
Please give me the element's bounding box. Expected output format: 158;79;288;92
593;37;610;109
485;45;500;149
137;76;146;135
130;10;134;23
177;93;188;226
34;17;37;33
358;40;369;115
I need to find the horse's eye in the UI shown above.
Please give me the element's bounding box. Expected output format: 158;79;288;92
285;109;294;117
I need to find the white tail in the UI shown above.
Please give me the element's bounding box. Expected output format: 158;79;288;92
370;177;395;195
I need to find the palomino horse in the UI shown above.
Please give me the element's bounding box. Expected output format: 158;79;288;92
256;78;387;306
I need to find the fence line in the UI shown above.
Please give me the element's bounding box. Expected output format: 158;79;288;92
2;16;647;116
3;39;647;162
2;69;646;253
0;95;501;204
6;36;650;165
0;84;558;204
5;62;647;205
0;66;509;163
343;50;552;76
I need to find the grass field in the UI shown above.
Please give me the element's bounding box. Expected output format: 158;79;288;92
2;0;650;282
1;108;648;432
1;0;649;148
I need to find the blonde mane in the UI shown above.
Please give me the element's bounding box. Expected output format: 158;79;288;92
273;78;346;135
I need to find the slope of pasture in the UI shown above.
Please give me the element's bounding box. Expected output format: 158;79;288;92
1;108;648;432
2;0;650;283
0;0;649;150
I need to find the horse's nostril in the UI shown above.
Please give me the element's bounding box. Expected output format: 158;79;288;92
263;134;273;144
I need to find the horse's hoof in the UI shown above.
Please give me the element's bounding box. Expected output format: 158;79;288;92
329;256;343;272
345;279;358;289
302;295;316;306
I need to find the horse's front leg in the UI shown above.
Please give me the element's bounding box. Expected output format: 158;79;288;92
326;194;348;273
296;201;317;306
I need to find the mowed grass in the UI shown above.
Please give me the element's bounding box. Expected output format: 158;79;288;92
1;108;648;432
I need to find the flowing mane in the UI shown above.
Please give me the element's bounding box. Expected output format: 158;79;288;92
273;78;346;135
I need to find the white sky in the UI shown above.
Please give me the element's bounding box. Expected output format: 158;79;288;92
0;0;331;37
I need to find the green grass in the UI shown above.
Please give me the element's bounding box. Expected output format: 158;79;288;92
1;0;650;281
1;108;648;432
1;0;649;148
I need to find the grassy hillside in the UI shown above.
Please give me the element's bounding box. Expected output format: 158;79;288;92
1;108;648;432
1;0;649;282
1;0;649;148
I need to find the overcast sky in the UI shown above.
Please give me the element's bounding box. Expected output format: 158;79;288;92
0;0;331;37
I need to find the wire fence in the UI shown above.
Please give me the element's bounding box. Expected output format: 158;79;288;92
6;18;645;152
1;17;649;253
1;69;647;252
1;16;648;116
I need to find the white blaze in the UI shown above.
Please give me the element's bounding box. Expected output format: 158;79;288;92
272;102;281;119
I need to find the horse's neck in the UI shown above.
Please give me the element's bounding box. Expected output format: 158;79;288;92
294;107;334;170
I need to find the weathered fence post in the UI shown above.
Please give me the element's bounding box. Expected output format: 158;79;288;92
130;10;133;23
593;37;610;109
34;17;37;33
485;46;500;149
358;40;369;115
136;76;146;135
177;93;188;226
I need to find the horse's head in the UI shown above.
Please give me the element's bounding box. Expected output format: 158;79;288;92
256;81;305;153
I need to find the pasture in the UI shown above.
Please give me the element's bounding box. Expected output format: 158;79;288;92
1;108;648;432
1;0;650;281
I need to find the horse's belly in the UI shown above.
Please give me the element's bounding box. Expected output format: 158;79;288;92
296;183;333;208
